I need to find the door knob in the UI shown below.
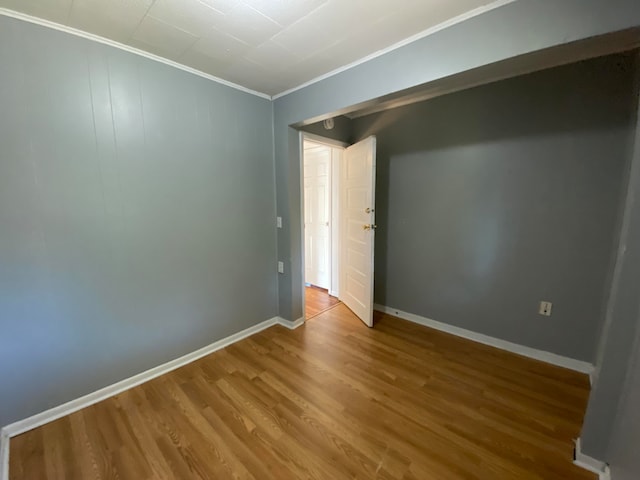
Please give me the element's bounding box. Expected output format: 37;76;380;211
365;207;374;213
363;224;377;230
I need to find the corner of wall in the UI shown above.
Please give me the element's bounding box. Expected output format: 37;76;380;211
0;428;9;480
271;98;281;319
574;437;609;477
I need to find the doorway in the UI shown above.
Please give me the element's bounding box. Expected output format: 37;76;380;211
302;134;344;320
301;132;377;325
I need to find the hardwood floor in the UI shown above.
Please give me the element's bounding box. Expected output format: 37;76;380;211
10;305;595;479
305;285;341;319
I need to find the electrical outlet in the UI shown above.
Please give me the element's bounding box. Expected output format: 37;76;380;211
539;301;552;316
276;216;282;228
278;261;284;274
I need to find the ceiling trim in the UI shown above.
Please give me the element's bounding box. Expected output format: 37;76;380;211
0;8;272;100
271;0;517;100
1;0;519;102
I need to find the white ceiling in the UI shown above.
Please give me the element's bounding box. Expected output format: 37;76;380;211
0;0;502;96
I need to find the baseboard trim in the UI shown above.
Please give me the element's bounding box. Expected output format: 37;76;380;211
278;317;305;330
2;315;300;439
574;438;610;479
0;430;9;480
374;304;594;375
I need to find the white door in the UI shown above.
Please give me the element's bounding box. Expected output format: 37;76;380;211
304;144;331;289
340;136;376;327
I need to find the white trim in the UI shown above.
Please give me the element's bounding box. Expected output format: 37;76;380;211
374;304;595;375
272;0;517;100
0;429;9;480
1;0;519;102
299;131;308;321
301;133;345;300
278;317;305;330
0;8;270;100
2;316;301;438
302;133;345;299
330;147;342;299
574;438;610;479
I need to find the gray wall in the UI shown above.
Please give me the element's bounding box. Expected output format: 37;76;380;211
273;0;640;322
0;17;276;427
608;323;640;480
581;73;640;463
349;54;636;362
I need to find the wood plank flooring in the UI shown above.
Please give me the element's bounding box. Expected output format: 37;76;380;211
305;285;341;319
10;304;595;479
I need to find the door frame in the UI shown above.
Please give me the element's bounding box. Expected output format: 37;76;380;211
299;132;347;319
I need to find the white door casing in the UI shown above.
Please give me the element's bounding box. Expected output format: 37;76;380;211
303;143;331;289
340;136;376;327
330;147;342;297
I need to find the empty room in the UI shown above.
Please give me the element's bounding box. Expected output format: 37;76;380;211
1;1;640;479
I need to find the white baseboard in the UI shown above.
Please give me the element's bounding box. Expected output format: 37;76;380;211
374;304;594;375
279;317;305;330
0;430;9;480
574;438;610;479
2;315;300;439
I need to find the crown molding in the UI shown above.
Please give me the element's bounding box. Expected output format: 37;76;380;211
272;0;518;100
2;0;520;103
0;8;271;100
